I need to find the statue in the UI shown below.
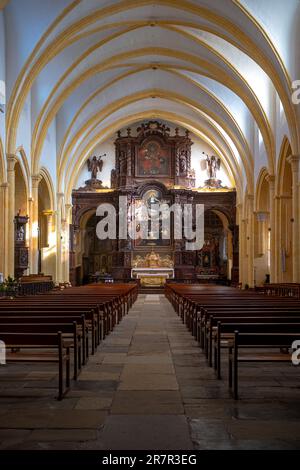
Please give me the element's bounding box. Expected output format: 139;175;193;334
119;150;127;174
146;250;161;268
161;254;174;268
202;152;223;189
179;150;187;174
87;154;105;180
132;255;144;268
16;225;25;242
203;153;221;179
111;169;117;188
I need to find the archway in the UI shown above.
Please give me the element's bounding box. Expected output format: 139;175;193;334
14;161;28;278
276;138;293;282
254;169;270;285
72;209;114;285
196;209;232;282
82;213;113;284
38;174;54;277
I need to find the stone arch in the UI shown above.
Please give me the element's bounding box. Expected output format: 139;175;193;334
72;208;115;285
254;168;271;285
276;136;293;282
38;172;54;276
0;137;5;184
0;139;5;275
14;161;28;217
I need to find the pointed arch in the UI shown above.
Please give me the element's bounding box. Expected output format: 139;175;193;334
276;135;292;197
39;167;55;211
255;167;270;213
0;137;5;183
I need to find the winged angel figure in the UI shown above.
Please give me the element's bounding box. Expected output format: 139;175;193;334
87;155;105;179
201;152;221;179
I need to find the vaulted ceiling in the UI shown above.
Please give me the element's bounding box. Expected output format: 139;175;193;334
2;0;300;201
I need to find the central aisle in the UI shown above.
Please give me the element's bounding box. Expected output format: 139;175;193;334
94;293;196;449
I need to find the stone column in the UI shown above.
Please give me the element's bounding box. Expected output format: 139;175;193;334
236;203;243;285
0;183;8;277
7;155;18;276
42;210;54;247
30;174;41;274
246;195;254;287
56;193;64;282
266;175;276;282
287;155;300;282
63;204;72;282
241;219;247;286
274;195;280;282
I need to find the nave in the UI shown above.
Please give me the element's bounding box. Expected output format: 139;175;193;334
1;292;300;450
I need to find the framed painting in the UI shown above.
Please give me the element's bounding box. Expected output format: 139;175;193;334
136;139;170;177
132;189;172;249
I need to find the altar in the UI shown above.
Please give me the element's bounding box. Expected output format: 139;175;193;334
131;250;174;287
131;267;174;287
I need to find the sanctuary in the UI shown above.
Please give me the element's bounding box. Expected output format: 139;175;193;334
71;121;237;286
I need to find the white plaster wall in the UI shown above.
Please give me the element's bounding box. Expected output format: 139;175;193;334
0;10;6;169
241;0;300;80
4;0;72;98
75;137;115;189
16;93;31;165
40;117;57;194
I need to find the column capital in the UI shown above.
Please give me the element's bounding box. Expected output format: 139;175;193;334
42;210;54;217
0;182;8;189
7;154;18;171
266;174;276;187
31;174;41;187
287;154;300;172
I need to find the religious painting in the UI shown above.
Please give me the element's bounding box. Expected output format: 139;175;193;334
136;139;170;177
133;189;171;248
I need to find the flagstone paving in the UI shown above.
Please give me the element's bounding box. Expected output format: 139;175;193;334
0;294;300;450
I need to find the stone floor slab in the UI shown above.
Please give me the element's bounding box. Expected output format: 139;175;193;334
100;415;193;450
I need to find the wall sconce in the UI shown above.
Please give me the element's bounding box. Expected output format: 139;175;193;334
291;218;294;223
268;227;271;231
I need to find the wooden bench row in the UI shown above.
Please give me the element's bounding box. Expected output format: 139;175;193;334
255;283;300;299
165;283;300;399
0;283;138;399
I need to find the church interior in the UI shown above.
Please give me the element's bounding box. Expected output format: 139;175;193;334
0;0;300;453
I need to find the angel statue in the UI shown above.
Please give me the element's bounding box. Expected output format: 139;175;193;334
202;152;221;179
87;154;106;180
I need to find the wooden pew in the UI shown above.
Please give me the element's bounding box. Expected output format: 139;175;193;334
230;331;300;399
0;319;82;379
0;283;137;400
0;310;90;362
165;283;300;400
0;331;71;400
216;321;300;379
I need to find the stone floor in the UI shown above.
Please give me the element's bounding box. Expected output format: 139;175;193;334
0;294;300;450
